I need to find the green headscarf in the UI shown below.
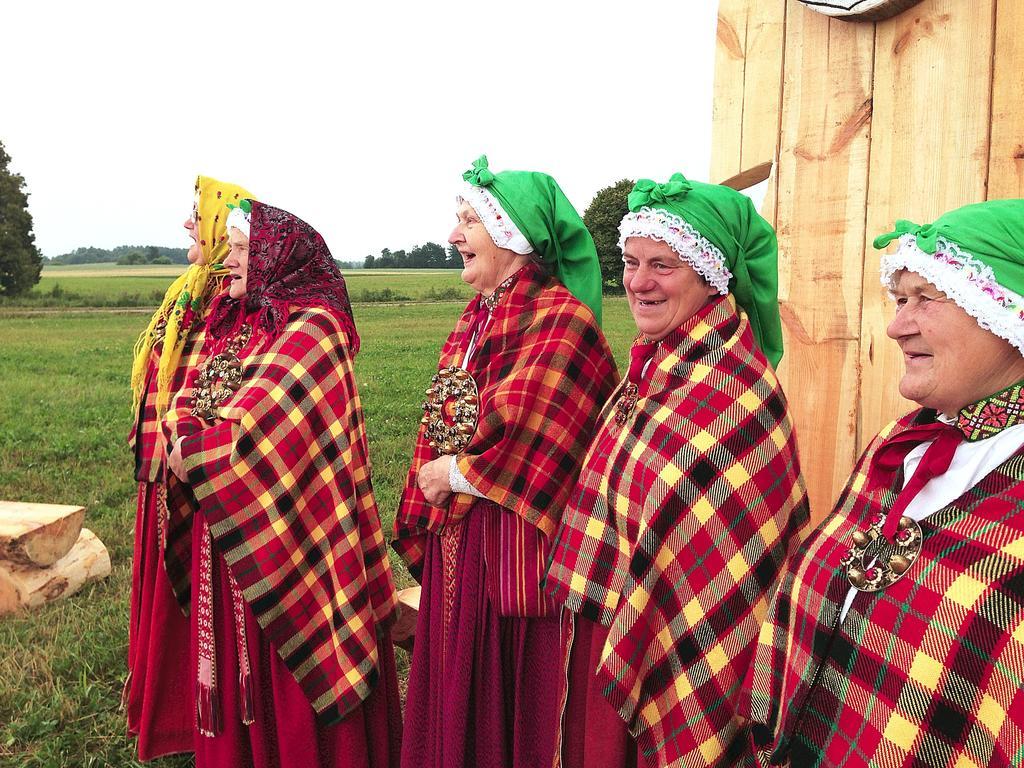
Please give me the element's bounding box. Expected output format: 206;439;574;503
874;198;1024;355
619;173;783;367
462;155;603;324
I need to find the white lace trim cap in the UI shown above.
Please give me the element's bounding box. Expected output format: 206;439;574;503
459;183;532;255
881;233;1024;355
226;206;251;239
618;207;732;294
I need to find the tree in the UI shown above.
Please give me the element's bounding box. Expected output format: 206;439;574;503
117;251;146;266
364;253;376;269
0;141;43;296
422;242;447;268
583;178;633;294
446;244;462;267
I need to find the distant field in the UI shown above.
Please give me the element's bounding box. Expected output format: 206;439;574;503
43;265;188;277
0;299;635;766
2;266;476;308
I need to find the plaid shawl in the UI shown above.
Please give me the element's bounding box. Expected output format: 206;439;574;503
129;323;211;482
162;307;397;725
546;295;809;768
393;262;617;578
743;410;1024;767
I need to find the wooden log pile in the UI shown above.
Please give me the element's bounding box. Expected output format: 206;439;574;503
0;501;111;615
392;586;420;651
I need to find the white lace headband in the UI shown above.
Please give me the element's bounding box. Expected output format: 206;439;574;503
881;233;1024;355
618;207;732;294
458;183;532;255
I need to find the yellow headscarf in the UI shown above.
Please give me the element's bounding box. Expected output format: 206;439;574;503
130;175;254;416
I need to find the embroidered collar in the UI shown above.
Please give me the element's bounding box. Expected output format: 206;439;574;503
482;266;526;312
954;380;1024;442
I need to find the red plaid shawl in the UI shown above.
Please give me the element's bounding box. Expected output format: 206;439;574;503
742;410;1024;768
163;307;397;724
392;262;617;578
546;296;809;768
129;324;211;482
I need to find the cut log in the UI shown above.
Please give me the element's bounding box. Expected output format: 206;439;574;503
0;528;111;616
0;501;85;567
392;585;421;652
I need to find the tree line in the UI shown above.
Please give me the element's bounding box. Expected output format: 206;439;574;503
48;245;191;266
1;135;635;296
363;243;461;269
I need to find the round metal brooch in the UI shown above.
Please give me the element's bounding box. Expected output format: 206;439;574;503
842;513;923;592
421;366;479;455
191;324;252;421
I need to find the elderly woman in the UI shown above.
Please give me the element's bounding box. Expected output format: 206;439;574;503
125;175;251;760
393;156;618;768
163;200;400;767
743;200;1024;768
545;174;809;768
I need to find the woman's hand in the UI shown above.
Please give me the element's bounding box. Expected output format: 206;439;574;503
168;437;187;481
417;456;453;507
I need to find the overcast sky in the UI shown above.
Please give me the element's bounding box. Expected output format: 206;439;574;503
3;1;718;260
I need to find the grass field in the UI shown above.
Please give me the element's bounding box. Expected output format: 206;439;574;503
2;266;476;309
0;297;635;767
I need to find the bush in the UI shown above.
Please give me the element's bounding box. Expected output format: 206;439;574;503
423;286;466;301
352;288;412;303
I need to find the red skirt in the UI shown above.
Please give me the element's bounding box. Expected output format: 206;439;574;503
126;480;194;760
401;504;562;768
191;516;402;768
557;613;641;768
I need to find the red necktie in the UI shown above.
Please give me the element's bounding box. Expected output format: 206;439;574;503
627;341;657;384
871;421;963;538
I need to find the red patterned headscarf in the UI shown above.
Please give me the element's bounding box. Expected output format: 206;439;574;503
207;201;359;353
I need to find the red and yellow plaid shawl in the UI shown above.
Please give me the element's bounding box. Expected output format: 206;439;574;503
163;307;397;725
129;296;220;482
393;262;617;579
546;295;809;768
742;410;1024;768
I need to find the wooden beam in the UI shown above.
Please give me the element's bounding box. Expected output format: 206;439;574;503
718;160;774;191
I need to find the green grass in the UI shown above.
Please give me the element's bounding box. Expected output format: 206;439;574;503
0;298;635;767
1;267;476;309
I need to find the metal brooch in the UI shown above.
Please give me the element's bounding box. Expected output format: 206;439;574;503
421;366;479;455
842;513;923;592
615;383;639;425
191;324;252;421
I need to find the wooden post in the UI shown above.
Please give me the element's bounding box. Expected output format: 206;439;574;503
988;1;1024;198
712;0;1012;512
859;0;996;448
773;1;875;522
711;0;750;182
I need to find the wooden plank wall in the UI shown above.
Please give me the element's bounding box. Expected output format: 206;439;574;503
711;0;1017;524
